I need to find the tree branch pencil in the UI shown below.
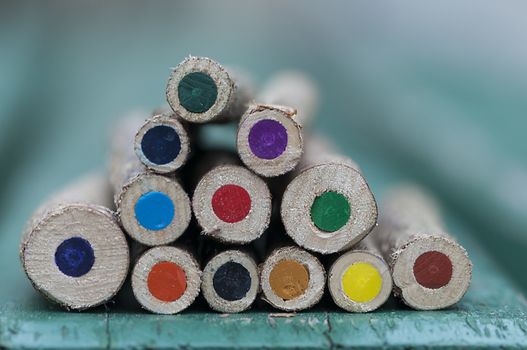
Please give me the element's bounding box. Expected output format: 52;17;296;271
21;173;129;310
260;245;325;312
166;56;253;124
131;245;201;314
191;151;272;244
371;185;472;310
134;111;192;174
201;249;259;313
237;71;318;177
281;136;378;254
327;236;392;312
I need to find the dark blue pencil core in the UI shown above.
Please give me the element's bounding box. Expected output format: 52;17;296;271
212;261;251;301
54;237;95;277
141;125;181;165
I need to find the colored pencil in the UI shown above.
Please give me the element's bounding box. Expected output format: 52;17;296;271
260;246;325;311
237;71;318;177
166;56;253;123
371;185;472;310
281;136;378;254
201;249;259;313
134;111;191;173
327;237;392;312
21;173;129;310
192;151;272;244
131;246;201;314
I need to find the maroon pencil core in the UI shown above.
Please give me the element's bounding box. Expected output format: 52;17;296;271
413;251;453;289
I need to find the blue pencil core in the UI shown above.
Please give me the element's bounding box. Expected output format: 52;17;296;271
54;237;95;277
134;191;175;230
141;125;181;165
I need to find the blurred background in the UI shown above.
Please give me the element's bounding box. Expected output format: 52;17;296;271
1;0;526;293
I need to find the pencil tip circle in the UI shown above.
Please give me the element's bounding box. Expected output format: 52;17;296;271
147;261;187;302
211;184;251;223
413;251;453;289
310;191;351;232
269;259;309;300
212;261;251;301
140;125;181;165
134;191;175;230
248;119;288;160
341;262;382;303
54;237;95;277
178;72;218;113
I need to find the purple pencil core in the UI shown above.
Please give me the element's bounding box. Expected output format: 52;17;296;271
248;119;288;160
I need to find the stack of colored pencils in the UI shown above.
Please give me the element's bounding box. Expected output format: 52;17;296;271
20;56;472;314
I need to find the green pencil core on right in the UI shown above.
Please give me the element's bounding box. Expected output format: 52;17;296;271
310;191;351;232
178;72;218;113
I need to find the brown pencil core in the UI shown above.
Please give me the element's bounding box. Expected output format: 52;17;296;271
413;251;453;289
269;259;309;300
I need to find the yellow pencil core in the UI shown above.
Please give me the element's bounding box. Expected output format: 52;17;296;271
341;262;382;303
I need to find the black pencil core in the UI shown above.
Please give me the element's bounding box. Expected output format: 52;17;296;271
212;261;251;301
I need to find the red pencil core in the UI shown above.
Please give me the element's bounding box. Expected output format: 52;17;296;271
211;184;251;223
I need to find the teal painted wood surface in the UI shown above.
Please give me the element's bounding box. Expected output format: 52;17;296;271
1;1;527;348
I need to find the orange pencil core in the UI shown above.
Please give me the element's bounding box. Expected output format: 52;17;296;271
147;261;187;302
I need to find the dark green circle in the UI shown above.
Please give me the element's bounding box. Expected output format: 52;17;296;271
178;72;218;113
310;191;351;232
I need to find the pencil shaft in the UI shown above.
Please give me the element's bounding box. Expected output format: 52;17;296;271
327;236;392;312
237;71;318;177
257;70;318;127
372;185;472;310
166;57;253;124
134;112;192;174
21;173;129;310
201;249;259;313
281;135;377;254
260;245;325;311
131;246;201;314
192;151;272;244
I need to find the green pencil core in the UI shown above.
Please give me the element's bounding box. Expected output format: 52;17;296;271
178;72;218;113
310;191;351;232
